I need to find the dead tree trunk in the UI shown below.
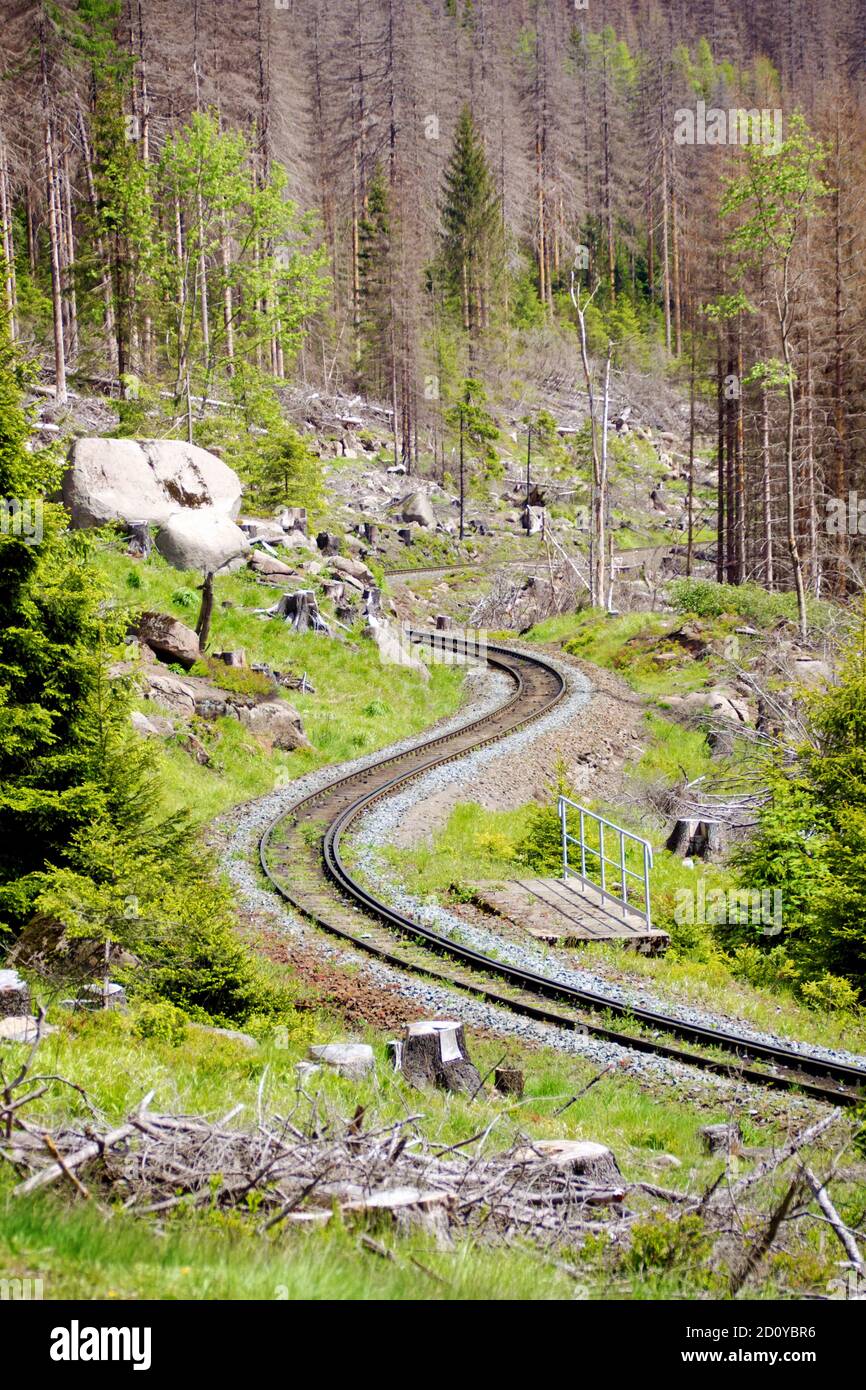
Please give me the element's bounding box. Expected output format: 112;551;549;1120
397;1021;482;1095
195;570;214;649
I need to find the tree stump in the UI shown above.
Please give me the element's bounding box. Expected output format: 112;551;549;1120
195;571;215;649
512;1139;623;1187
275;589;330;634
0;969;30;1018
494;1066;524;1097
397;1021;482;1095
126;521;152;558
700;1122;744;1156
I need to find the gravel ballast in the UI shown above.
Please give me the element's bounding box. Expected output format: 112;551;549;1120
215;648;861;1102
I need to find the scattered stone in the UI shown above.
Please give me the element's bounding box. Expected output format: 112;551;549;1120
142;671;197;717
155;511;250;573
197;1025;258;1049
184;732;211;765
398;489;436;528
8;916;139;982
330;552;375;585
134;612;201;669
307;1042;375;1077
237;700;312;751
130;710;164;737
241;519;288;544
0;968;30;1018
64;437;243;528
249;549;295;578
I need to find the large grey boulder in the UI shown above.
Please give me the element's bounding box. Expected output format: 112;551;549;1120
155;511;250;572
399;490;436;528
64;438;243;528
135;612;201;667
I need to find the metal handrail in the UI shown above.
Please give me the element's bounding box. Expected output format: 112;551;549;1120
558;795;654;928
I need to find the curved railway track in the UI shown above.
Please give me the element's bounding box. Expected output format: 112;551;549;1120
261;631;866;1108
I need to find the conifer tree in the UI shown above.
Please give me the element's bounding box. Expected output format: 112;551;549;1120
439;106;503;338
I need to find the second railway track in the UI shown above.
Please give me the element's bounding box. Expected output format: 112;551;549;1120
260;630;866;1108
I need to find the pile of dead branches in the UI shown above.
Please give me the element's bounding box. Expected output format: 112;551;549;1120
2;1034;863;1291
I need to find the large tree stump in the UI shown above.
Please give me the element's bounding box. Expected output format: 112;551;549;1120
275;589;330;634
397;1021;482;1095
126;521;152;558
512;1139;624;1189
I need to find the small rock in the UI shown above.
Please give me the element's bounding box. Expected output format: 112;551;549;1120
307;1042;375;1077
197;1025;258;1049
155;511;250;573
0;1016;57;1043
237;700;312;751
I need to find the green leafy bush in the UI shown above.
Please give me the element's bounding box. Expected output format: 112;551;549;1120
799;972;860;1014
132;999;189;1046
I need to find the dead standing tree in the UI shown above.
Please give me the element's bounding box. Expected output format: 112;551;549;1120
570;268;612;609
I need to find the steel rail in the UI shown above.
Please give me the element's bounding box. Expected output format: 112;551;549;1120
260;631;866;1107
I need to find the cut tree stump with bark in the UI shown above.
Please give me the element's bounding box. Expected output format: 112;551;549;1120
126;521;152;558
512;1139;624;1188
275;589;330;634
397;1021;482;1095
701;1122;744;1156
494;1067;524;1097
0;969;30;1018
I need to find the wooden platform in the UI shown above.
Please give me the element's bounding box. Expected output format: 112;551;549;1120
472;876;670;954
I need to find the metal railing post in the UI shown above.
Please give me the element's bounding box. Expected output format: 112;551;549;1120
560;797;568;878
556;794;654;929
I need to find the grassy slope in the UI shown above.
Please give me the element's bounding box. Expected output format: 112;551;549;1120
95;546;464;821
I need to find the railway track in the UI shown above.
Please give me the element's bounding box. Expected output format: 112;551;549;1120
260;631;866;1108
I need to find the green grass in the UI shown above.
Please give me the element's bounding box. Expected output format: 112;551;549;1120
0;997;835;1301
98;546;465;821
631;712;715;786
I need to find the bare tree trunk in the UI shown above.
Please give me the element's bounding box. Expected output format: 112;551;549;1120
61;145;78;364
0;139;17;337
77;104;117;371
41;23;67;404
